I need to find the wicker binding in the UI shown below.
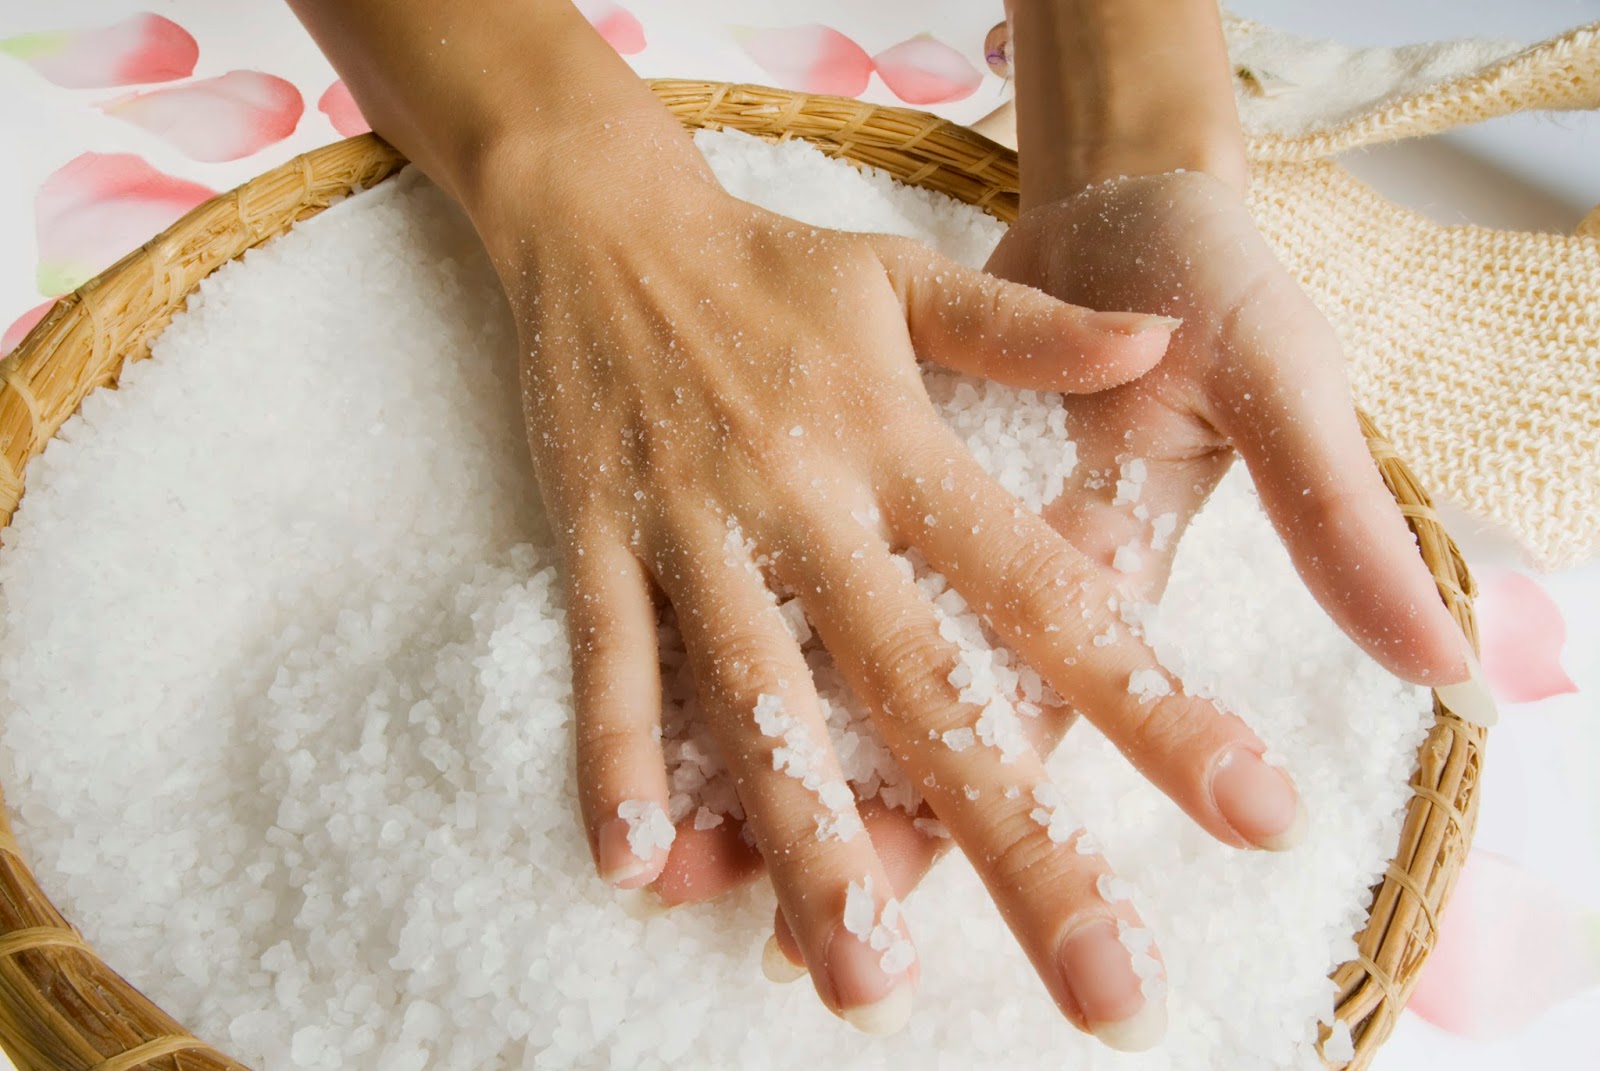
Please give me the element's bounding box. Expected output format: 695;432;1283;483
0;83;1482;1071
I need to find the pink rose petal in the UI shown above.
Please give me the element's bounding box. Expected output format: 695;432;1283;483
100;70;304;163
2;299;56;356
317;80;370;137
734;25;873;97
573;0;646;55
873;34;983;105
1476;568;1578;704
35;153;215;296
1409;851;1600;1038
0;14;197;89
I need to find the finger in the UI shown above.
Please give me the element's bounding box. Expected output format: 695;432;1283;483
569;531;673;889
768;799;954;982
768;509;1167;1049
1213;303;1488;715
868;233;1177;393
882;432;1309;853
667;630;1084;910
651;512;917;1034
653;816;763;907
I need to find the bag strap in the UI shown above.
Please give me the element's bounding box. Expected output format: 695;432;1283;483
1246;22;1600;162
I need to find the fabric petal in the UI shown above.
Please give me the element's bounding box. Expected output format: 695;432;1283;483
2;299;56;356
100;71;304;163
317;80;370;137
1476;568;1578;703
35;153;215;296
573;1;646;56
1408;851;1600;1037
733;25;873;97
872;34;983;105
0;14;197;89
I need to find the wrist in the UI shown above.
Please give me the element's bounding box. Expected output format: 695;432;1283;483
1010;0;1248;207
465;116;725;281
1044;126;1248;203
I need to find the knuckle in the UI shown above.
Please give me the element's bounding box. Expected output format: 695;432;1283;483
701;629;793;704
757;810;843;882
1123;692;1200;765
984;529;1096;625
982;807;1082;899
575;722;652;782
868;619;963;727
870;232;926;264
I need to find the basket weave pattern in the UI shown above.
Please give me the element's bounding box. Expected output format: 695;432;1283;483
0;85;1482;1071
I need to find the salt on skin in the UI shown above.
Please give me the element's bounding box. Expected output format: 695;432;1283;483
617;799;675;860
843;877;915;977
1128;668;1173;704
0;129;1435;1071
753;691;863;844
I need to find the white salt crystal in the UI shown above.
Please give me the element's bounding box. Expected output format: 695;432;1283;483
753;692;789;736
880;940;916;975
912;817;951;840
1096;874;1136;904
1322;1020;1355;1063
1150;511;1180;552
941;727;976;752
1128;669;1173;704
1112;542;1143;574
692;807;724;831
975;698;1027;763
815;810;864;843
843;879;876;939
618;800;675;858
1029;785;1083;845
1112;458;1148;506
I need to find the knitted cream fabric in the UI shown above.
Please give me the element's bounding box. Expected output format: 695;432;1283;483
1226;21;1600;568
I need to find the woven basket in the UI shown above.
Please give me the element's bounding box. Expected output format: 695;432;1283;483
0;82;1482;1071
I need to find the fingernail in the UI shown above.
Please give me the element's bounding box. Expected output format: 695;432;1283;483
597;818;652;888
1057;919;1167;1051
1085;311;1183;336
826;923;914;1035
1436;647;1498;727
1210;747;1308;851
762;935;807;983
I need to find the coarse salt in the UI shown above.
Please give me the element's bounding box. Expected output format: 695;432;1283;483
0;128;1434;1071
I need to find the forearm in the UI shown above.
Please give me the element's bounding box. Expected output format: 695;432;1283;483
1008;0;1247;207
285;1;710;250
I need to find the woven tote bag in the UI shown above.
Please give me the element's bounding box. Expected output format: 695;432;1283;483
1219;19;1600;570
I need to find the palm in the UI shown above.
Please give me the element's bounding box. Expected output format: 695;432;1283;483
989;172;1314;596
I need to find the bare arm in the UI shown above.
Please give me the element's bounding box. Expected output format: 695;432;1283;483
285;0;715;259
1008;0;1248;202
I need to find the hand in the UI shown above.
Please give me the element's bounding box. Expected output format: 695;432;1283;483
728;171;1482;1035
986;171;1471;678
504;162;1318;1042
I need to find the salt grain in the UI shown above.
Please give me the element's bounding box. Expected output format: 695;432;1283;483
618;800;675;859
1127;669;1173;704
0;129;1433;1071
1321;1020;1355;1064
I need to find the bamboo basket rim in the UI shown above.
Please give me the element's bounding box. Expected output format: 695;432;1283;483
0;82;1482;1071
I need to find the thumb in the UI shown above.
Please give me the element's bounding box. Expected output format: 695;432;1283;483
869;233;1176;393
